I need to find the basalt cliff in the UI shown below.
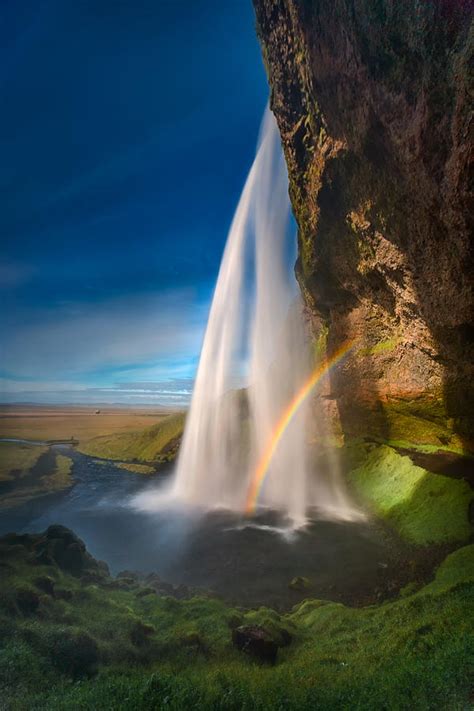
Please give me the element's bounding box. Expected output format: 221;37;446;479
253;0;473;454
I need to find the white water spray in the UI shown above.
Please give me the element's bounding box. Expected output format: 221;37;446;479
171;107;356;524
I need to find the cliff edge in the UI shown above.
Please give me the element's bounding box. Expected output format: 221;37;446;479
253;0;473;453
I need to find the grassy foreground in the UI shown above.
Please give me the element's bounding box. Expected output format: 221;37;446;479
0;527;473;710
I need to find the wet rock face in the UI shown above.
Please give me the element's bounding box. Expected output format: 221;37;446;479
253;0;473;449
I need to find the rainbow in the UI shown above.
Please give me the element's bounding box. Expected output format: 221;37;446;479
244;340;355;514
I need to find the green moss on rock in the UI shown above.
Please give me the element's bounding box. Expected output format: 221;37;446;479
380;397;467;454
349;445;473;545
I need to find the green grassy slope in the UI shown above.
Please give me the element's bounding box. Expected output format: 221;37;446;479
0;532;473;710
77;413;185;465
348;444;473;545
0;445;74;509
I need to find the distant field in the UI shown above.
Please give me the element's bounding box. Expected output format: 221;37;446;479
0;442;48;482
78;412;186;464
0;405;179;443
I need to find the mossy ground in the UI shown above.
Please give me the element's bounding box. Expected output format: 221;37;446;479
347;444;473;545
77;413;185;464
0;536;473;710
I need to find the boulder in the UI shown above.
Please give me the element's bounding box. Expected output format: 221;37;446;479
232;625;279;664
117;569;140;582
29;525;106;578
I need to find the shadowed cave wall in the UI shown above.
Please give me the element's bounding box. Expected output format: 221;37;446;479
252;0;473;453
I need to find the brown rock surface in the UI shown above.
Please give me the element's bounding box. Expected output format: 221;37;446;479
253;0;473;451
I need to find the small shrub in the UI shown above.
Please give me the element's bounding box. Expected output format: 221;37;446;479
15;588;39;615
46;627;99;679
130;620;155;646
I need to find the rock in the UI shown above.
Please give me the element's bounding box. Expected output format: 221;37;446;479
2;533;35;549
28;525;106;578
115;577;137;589
232;625;279;664
45;524;77;544
117;570;140;581
252;0;474;452
96;559;110;576
52;540;85;576
173;583;191;600
289;576;312;591
144;572;163;587
34;575;55;596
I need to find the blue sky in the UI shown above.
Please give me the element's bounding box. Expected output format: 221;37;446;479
0;1;268;406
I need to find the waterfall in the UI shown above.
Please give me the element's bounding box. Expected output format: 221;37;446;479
172;107;356;525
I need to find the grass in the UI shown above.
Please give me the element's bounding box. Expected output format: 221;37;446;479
0;446;74;509
0;443;47;482
78;413;185;464
0;533;473;710
115;463;156;475
348;444;473;545
41;454;73;491
0;405;174;443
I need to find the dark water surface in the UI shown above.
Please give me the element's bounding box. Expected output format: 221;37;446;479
0;447;414;608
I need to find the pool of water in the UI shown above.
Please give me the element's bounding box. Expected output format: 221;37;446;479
0;446;412;609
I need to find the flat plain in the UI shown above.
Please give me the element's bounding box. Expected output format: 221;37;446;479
0;405;174;443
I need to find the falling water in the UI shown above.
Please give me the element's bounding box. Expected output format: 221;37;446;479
172;107;356;525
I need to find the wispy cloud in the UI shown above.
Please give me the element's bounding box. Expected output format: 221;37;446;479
0;378;194;406
0;289;208;404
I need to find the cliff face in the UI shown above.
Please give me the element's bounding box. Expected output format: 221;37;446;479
253;0;473;452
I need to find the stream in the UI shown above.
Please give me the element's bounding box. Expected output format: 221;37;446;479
0;445;422;609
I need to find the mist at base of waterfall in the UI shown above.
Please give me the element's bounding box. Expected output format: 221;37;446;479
156;107;357;524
